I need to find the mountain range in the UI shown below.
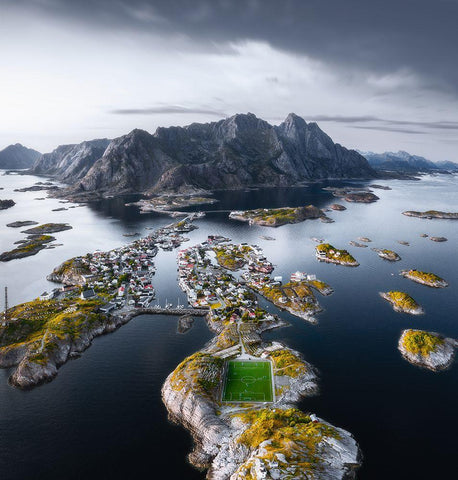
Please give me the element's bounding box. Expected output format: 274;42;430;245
29;113;375;196
0;143;41;169
360;150;458;173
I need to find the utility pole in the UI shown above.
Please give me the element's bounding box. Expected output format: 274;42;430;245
3;286;8;323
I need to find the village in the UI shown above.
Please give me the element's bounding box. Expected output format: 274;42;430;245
36;216;201;315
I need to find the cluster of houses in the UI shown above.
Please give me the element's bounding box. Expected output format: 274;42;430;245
177;238;277;326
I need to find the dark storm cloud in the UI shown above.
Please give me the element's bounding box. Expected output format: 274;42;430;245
110;105;227;116
8;0;458;95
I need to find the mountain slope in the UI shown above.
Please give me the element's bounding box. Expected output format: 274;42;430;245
0;144;41;169
32;139;110;182
361;150;457;172
66;113;374;196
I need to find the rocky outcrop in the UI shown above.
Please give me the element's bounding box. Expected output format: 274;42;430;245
0;199;15;210
45;113;375;197
47;257;92;285
31;139;110;182
6;313;131;388
0;143;41;169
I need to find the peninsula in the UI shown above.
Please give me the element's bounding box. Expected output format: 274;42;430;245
398;329;457;371
400;269;448;288
229;205;325;227
380;291;423;315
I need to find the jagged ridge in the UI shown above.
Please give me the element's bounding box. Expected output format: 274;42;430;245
33;113;375;195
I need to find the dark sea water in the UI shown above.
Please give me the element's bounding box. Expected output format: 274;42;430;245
0;171;457;479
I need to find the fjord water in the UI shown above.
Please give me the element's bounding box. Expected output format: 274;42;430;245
0;172;457;479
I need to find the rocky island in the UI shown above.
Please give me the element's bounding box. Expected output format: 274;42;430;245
345;192;379;203
164;241;361;479
0;234;56;261
229;205;326;227
6;220;39;228
127;193;217;214
330;203;346;211
402;210;458;220
430;236;447;242
398;329;457;371
400;269;448;288
380;291;423;315
0;199;15;210
372;248;401;261
315;243;359;266
21;223;72;234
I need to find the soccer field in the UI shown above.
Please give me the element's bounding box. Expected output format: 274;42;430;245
222;360;274;402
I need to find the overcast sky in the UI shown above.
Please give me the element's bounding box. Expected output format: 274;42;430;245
1;0;457;161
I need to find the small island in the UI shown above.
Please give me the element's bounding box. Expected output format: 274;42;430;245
430;236;447;242
6;220;39;228
229;205;325;227
21;223;72;234
349;241;368;248
0;199;15;210
315;243;359;266
0;235;56;262
398;329;457;371
400;269;448;288
127;193;217;214
380;291;423;315
330;203;346;211
402;210;458;220
345;192;379;203
372;248;401;261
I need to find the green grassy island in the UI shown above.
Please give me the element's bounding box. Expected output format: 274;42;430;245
380;291;423;315
315;243;359;266
229;205;325;227
398;329;457;371
400;269;448;288
372;248;401;261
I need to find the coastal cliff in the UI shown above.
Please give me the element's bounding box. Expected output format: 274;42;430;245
161;341;361;479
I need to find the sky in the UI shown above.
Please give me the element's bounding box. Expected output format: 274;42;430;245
1;0;458;161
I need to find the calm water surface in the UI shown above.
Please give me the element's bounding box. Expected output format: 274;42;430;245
0;172;457;479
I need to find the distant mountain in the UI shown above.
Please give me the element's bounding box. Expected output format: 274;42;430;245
32;139;111;182
51;113;375;196
435;160;458;171
0;143;41;169
360;150;458;172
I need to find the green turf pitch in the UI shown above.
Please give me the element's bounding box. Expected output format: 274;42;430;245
222;360;273;402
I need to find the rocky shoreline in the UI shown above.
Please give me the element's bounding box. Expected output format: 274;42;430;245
161;317;361;479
